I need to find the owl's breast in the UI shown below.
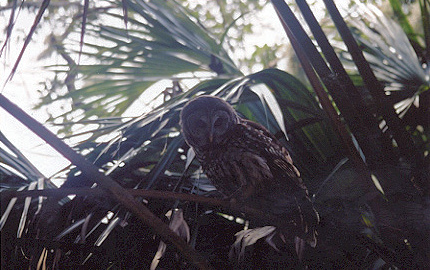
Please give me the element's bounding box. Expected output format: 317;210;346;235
195;143;273;198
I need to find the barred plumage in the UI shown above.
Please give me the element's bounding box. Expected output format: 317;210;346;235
180;95;319;247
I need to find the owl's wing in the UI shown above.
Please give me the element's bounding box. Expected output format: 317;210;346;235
239;119;306;190
239;119;319;247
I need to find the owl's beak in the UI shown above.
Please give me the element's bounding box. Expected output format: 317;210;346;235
208;124;214;144
208;132;214;143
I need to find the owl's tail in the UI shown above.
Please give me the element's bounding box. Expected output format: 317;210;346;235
297;194;320;248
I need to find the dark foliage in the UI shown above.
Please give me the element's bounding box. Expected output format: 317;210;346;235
1;0;429;269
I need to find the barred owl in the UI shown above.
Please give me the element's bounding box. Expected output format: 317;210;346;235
180;95;319;247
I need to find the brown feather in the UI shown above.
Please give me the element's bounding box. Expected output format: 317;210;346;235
180;95;319;247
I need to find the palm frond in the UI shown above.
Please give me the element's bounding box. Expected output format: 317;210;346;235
61;67;340;195
5;0;50;82
48;66;341;268
344;3;428;118
272;0;395;168
339;3;430;169
42;0;241;125
0;131;52;239
0;92;211;269
0;131;46;186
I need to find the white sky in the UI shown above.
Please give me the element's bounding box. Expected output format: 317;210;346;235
1;8;71;178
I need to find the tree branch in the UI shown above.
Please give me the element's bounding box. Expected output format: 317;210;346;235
0;187;291;228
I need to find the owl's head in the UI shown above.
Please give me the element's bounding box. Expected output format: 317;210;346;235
180;95;240;148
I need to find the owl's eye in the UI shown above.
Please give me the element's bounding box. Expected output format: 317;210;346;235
196;119;207;128
213;117;224;127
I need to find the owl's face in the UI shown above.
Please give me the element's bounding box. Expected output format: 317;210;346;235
180;96;239;149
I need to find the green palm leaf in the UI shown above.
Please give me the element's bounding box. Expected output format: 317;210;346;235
43;0;241;125
0;131;54;238
63;68;339;192
344;4;429;119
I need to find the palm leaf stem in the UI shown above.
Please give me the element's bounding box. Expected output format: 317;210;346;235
322;0;424;178
5;0;50;83
295;0;392;164
78;0;89;63
419;0;430;60
271;0;388;167
0;187;312;234
0;188;235;210
121;0;129;30
0;0;18;57
274;8;365;170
